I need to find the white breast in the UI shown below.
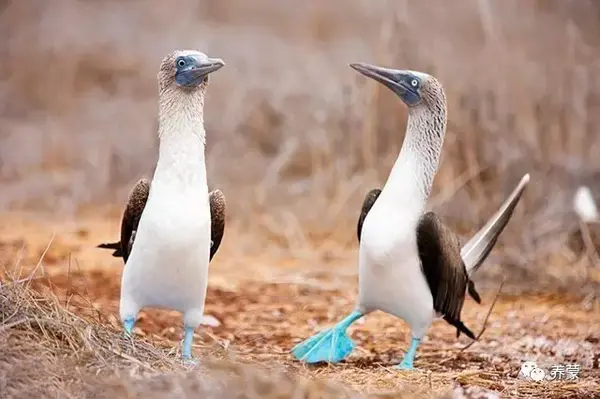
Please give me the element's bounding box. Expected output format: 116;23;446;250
356;194;435;333
120;180;211;316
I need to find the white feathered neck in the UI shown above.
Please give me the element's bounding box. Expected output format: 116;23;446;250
381;95;447;217
153;85;208;188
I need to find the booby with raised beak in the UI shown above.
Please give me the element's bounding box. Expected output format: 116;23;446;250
292;63;530;370
118;50;225;363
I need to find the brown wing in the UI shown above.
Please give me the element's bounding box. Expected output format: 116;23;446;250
416;211;476;340
357;189;382;242
119;179;151;263
209;189;226;261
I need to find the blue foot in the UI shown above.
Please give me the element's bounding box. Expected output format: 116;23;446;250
395;337;421;371
396;360;415;370
182;326;195;360
123;317;136;338
291;310;363;364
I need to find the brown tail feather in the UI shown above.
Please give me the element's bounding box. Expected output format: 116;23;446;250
462;173;530;276
444;315;477;340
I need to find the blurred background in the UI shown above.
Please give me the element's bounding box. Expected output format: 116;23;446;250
1;0;600;293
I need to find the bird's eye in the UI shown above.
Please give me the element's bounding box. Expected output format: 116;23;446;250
177;59;186;68
411;79;418;87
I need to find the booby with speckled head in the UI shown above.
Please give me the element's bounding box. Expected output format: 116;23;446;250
291;63;530;370
117;50;225;363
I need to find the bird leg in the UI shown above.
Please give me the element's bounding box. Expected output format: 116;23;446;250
123;317;136;338
181;325;198;365
291;310;363;364
396;337;421;370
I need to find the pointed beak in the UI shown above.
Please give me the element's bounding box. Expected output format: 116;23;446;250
194;57;225;76
349;62;407;94
176;57;225;87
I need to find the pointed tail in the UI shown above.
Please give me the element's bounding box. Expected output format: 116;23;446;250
461;173;530;276
573;186;599;223
96;241;124;258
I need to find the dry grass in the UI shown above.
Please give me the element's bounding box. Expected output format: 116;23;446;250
1;276;374;398
2;0;600;398
0;261;463;399
1;222;599;398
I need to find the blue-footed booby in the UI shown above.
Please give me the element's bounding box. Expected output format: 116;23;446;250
291;63;530;370
116;50;225;362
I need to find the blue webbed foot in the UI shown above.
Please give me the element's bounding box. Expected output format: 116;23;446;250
292;326;354;363
395;337;421;371
123;317;136;339
291;310;363;364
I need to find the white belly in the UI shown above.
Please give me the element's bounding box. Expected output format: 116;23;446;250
356;203;435;334
120;187;211;324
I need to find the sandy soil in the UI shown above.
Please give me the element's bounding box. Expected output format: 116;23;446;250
1;212;599;398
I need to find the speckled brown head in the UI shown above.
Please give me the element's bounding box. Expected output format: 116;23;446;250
157;50;225;95
349;63;446;113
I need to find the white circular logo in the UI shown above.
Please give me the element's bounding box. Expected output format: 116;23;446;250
529;367;546;382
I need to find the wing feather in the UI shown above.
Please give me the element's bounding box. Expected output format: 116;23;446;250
461;173;530;275
209;189;226;261
417;212;476;339
357;189;382;242
119;179;150;263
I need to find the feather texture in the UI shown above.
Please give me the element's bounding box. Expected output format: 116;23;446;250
357;189;382;242
416;212;475;339
461;173;530;275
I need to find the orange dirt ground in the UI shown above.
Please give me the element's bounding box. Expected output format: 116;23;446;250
1;212;599;398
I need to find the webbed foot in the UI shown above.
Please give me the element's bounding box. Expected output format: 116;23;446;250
291;311;363;364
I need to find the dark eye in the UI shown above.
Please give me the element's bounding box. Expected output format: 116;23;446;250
177;59;186;68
